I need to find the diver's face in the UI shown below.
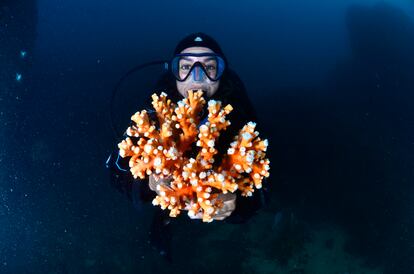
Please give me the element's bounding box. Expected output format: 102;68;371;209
176;47;220;98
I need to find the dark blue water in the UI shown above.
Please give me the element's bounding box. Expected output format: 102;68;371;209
1;0;414;273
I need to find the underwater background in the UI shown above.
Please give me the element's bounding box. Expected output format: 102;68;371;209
1;0;414;273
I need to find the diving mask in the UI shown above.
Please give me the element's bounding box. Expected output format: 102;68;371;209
171;52;226;82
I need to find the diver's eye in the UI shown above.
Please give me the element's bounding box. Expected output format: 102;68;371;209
205;65;216;71
180;64;192;71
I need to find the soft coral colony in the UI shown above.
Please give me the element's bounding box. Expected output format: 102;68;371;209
118;90;270;222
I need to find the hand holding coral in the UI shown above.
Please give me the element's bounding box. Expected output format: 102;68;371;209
118;90;270;222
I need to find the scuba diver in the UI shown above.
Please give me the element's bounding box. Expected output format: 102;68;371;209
106;32;269;262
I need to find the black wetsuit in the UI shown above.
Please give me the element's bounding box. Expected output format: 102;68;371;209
105;69;269;261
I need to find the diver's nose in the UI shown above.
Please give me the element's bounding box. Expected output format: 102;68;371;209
191;66;206;82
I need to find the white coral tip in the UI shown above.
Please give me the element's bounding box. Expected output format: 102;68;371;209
247;121;256;127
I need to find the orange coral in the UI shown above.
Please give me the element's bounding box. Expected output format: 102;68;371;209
118;90;270;222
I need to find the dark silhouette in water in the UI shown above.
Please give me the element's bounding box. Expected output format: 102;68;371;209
263;3;414;273
328;4;414;273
